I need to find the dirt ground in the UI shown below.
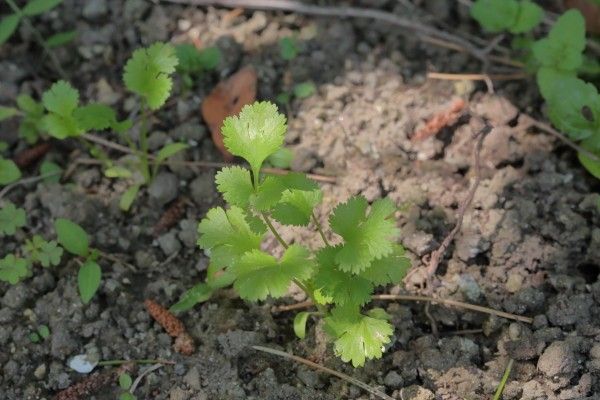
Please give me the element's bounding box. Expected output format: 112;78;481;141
1;1;600;399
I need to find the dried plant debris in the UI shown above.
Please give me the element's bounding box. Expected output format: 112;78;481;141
144;299;195;355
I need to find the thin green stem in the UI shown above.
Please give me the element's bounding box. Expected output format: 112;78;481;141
138;104;151;182
4;0;68;80
311;212;330;246
98;359;175;367
493;358;514;400
261;212;288;249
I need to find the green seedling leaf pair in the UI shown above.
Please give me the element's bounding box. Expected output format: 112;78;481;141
470;0;543;34
175;43;221;88
174;101;411;367
54;218;101;303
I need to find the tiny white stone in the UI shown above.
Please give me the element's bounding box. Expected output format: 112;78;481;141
68;354;98;373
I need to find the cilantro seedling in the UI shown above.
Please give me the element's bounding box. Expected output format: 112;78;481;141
174;101;411;367
279;37;299;61
23;235;64;267
0;254;30;284
175;43;221;89
0;202;26;235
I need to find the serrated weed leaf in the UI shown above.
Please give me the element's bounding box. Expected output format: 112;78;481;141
197;206;262;268
216;166;254;208
123;42;178;110
0;158;21;185
0;254;30;284
0;202;26;235
230;245;313;301
532;9;585;72
22;0;63;16
510;0;543;34
42;81;79;117
271;189;323;226
329;196;399;273
0;14;21;45
73;104;117;131
222;101;286;177
359;246;410;285
324;306;393;367
471;0;519;32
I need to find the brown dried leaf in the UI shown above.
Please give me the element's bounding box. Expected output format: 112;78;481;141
145;299;185;337
201;66;257;160
14;142;52;168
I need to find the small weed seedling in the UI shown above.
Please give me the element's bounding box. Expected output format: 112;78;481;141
0;202;101;303
276;36;317;106
173;102;411;367
117;372;137;400
174;43;221;90
471;3;600;178
0;42;190;210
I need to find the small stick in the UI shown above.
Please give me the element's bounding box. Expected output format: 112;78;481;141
252;345;395;400
427;72;527;81
425;123;490;280
0;171;62;200
271;294;533;324
129;363;164;394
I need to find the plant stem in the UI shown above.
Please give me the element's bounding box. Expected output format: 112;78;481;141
311;212;330;246
138;104;151;182
261;212;288;249
4;0;68;80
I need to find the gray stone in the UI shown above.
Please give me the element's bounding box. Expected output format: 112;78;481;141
50;322;78;359
189;173;216;205
456;274;481;302
147;131;169;151
384;370;404;389
183;366;201;390
547;294;593;326
171;120;206;143
148;172;179;206
537;341;577;378
82;0;108;19
296;366;320;388
178;219;198;248
1;284;30;309
506;338;541;361
157;231;181;256
216;330;263;358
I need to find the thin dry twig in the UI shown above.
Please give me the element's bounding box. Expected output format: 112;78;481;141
271;294;533;324
252;345;395;400
0;171;62;200
157;0;516;67
427;71;527;81
129;363;164;394
425;122;491;280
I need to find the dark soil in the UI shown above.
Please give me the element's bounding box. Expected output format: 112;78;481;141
1;1;599;399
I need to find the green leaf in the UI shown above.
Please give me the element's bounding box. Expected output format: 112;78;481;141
271;189;322;226
279;37;298;61
252;173;318;211
470;0;519;33
175;44;221;73
73;104;116;131
313;246;373;307
119;393;137;400
55;218;89;256
578;149;600;179
119;373;133;390
324;306;393;367
24;235;63;267
0;202;26;235
359;246;411;285
0;14;20;45
17;94;43;115
78;260;101;304
29;332;40;343
293;311;310;339
119;184;140;211
538;69;600;141
329;197;399;273
37;324;50;339
41;113;82;139
22;0;63;16
206;261;236;289
222;101;287;177
40;160;62;183
230;244;314;301
170;282;214;312
293;82;316;99
45;30;76;48
105;166;133;179
0;254;30;284
123;42;178;110
266;147;294;169
155;142;188;164
532;10;585;72
215;166;254;208
198;206;263;268
0;106;19;121
0;157;21;185
510;0;543;34
42;80;79;117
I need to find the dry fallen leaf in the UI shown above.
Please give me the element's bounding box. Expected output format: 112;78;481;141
201;66;257;160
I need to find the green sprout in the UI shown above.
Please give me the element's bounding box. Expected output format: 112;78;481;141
173;102;411;367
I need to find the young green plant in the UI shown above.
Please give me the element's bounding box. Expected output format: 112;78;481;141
173;101;411;367
471;3;600;179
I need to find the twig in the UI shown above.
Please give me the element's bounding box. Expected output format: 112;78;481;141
427;72;527;81
129;363;164;394
252;345;395;400
0;171;62;200
425;123;490;280
271;294;533;324
527;117;600;163
157;0;517;66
